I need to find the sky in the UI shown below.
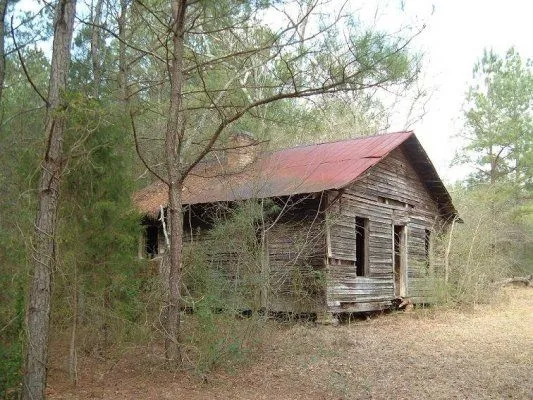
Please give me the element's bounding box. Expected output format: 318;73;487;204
16;0;532;182
364;0;533;182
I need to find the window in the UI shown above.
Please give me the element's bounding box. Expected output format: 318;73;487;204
145;225;159;258
355;217;369;276
377;196;414;208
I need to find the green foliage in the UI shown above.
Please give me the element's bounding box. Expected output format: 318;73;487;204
51;96;147;350
184;272;255;375
180;201;269;373
186;306;253;375
0;274;24;399
184;201;265;311
0;47;50;398
178;199;329;372
441;48;533;305
455;48;533;187
289;267;326;300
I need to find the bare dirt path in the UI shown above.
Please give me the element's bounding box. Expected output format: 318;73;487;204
48;287;533;399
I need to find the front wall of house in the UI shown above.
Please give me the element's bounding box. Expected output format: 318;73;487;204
326;145;443;312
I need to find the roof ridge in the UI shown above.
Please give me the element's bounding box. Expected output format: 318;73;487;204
265;130;413;155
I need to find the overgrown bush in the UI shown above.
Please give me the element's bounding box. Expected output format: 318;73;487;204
180;201;268;374
0;160;35;398
0;274;25;399
433;183;532;305
48;102;151;369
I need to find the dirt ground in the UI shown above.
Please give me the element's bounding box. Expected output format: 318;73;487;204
47;287;533;400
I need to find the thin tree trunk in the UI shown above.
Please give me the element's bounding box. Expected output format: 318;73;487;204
0;0;8;103
22;1;76;399
68;263;78;386
165;179;184;363
164;0;187;366
118;0;129;105
489;145;496;185
90;0;103;98
444;217;456;286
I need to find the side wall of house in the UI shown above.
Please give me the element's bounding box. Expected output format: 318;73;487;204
265;200;326;313
177;199;328;314
181;207;262;311
326;145;443;313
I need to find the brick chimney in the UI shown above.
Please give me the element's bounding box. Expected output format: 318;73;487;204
226;132;260;171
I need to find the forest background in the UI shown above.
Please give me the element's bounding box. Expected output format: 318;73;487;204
0;1;531;399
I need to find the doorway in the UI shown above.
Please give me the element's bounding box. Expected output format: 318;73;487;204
393;225;407;297
355;217;369;276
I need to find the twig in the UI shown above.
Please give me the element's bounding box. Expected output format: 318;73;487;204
160;205;170;250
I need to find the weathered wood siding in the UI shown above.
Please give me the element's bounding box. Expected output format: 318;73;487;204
177;198;327;313
180;218;263;310
326;145;443;312
266;206;326;313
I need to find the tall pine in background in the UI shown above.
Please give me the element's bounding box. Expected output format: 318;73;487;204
443;48;533;305
456;47;532;188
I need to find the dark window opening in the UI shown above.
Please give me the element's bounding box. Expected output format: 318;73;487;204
377;196;414;209
145;225;159;258
355;217;368;276
184;203;218;232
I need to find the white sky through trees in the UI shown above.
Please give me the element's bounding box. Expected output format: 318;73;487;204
363;0;533;182
16;0;532;182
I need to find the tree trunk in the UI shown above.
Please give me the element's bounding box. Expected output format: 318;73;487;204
68;263;78;386
165;179;184;363
118;0;129;104
444;217;456;287
164;0;187;366
22;1;76;399
90;0;103;98
0;0;8;103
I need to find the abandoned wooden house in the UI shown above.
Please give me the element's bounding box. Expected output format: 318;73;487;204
134;131;458;316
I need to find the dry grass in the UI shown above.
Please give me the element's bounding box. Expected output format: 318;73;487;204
47;287;533;399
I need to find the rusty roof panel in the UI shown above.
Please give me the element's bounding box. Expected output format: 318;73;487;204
133;131;456;218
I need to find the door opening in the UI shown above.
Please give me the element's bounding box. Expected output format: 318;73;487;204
355;217;368;276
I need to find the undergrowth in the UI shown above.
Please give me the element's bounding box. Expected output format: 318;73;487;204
432;183;532;306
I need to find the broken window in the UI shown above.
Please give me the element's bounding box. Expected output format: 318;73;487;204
355;217;369;276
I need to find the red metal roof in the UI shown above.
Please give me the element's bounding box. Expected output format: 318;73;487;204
134;131;455;217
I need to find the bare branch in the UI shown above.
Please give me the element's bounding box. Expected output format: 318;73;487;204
76;16;167;63
10;16;47;105
130;109;168;185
